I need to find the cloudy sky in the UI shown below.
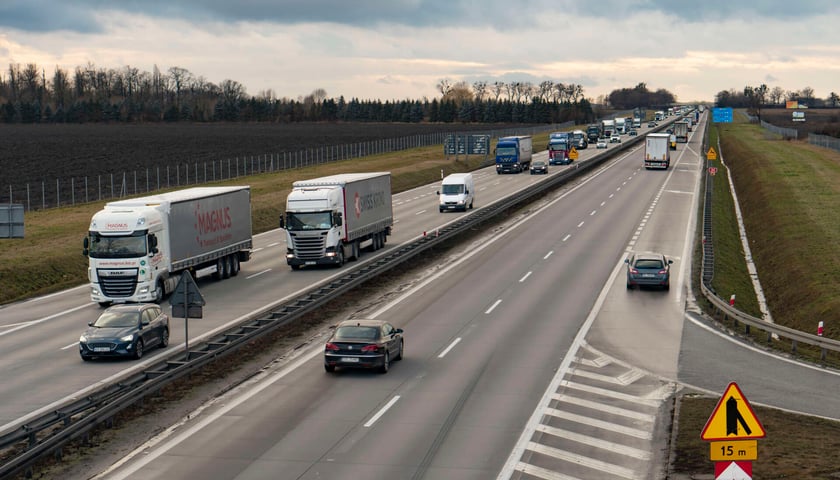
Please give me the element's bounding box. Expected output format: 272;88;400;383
1;0;839;103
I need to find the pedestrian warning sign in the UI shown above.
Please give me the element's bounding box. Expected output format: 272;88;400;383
701;382;765;441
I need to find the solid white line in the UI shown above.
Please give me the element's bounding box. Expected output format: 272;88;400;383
562;234;571;242
415;210;426;215
543;251;553;259
560;380;661;407
515;462;581;480
438;338;462;358
251;247;264;253
23;284;88;303
485;299;502;314
246;269;271;279
0;303;95;338
552;394;655;422
267;242;280;247
61;342;77;350
364;395;401;427
519;272;532;283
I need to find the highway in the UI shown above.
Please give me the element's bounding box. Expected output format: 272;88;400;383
6;115;840;479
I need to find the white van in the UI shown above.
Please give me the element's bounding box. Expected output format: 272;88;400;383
438;173;474;212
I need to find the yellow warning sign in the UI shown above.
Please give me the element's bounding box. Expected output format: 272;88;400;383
569;147;579;160
709;440;758;461
706;147;718;160
701;382;766;441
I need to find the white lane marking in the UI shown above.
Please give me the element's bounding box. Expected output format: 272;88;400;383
246;269;271;279
485;299;502;314
562;234;571;242
543;251;553;260
0;303;95;338
577;221;584;228
267;242;280;247
438;338;462;358
525;442;638;479
535;424;652;460
61;342;78;350
251;247;264;253
600;201;606;207
515;461;580;480
544;408;652;439
590;210;596;216
23;284;88;303
415;210;427;215
609;193;614;199
553;394;655;422
519;272;532;283
364;395;401;428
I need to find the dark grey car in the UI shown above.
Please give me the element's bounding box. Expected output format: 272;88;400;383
324;319;404;373
79;303;169;360
626;252;673;290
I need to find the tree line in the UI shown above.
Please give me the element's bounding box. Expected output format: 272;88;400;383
715;84;840;118
0;61;680;125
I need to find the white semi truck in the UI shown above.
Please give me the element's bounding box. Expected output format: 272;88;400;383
280;172;393;269
84;186;253;306
644;133;671;169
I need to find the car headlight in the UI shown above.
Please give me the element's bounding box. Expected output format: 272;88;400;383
80;334;88;343
120;334;135;342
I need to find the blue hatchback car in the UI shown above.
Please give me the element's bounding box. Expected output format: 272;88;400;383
626;252;673;290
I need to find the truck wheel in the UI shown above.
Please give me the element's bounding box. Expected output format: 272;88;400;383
231;255;240;276
335;248;345;267
213;257;225;280
153;280;165;304
222;255;232;279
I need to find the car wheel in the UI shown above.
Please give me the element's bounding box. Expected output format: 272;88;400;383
98;302;111;308
160;328;169;348
626;282;633;290
325;364;335;373
290;264;301;271
380;351;390;374
134;339;144;360
664;282;670;291
395;340;404;361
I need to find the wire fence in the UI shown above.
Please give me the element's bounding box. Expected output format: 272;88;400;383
4;123;571;211
759;119;799;139
808;133;840;153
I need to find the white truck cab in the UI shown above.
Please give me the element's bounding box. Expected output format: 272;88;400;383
438;173;475;212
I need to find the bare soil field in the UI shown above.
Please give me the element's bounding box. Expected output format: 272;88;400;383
0;122;528;204
759;107;840;137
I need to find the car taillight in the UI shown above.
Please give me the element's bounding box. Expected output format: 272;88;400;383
629;268;638;274
325;343;339;351
658;269;667;274
361;344;380;353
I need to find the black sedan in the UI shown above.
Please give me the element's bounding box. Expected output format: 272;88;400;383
530;160;548;175
79;303;169;361
324;319;404;373
626;252;673;290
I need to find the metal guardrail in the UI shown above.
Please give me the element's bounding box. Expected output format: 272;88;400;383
699;132;840;360
0;130;651;478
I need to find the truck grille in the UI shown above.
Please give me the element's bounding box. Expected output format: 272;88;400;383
291;234;327;259
98;269;138;298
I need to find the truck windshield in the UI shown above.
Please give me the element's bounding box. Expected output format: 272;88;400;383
286;212;332;231
88;231;147;258
496;147;516;156
441;184;465;195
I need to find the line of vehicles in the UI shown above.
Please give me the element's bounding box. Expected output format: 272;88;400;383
79;109;695;359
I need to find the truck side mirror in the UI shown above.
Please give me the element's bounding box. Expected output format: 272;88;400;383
148;234;159;254
279;214;285;229
82;236;89;257
334;212;342;227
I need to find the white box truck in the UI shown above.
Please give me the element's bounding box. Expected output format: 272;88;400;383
280;172;393;269
83;186;253;306
437;173;475;212
644;133;671;169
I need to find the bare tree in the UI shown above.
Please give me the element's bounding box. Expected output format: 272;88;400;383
51;66;69;109
769;86;785;105
538;80;553;102
168;66;192;107
491;81;504;101
829;92;839;108
472;81;487;102
436;78;452;97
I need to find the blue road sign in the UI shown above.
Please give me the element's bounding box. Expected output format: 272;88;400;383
712;107;733;123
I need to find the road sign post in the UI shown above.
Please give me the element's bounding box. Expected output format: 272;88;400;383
170;270;206;356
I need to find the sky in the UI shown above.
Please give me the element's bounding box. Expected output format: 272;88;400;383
1;0;839;103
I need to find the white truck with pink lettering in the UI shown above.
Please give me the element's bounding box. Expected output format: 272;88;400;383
83;186;252;306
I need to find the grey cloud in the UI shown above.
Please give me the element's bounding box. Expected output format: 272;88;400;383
0;0;103;33
635;0;840;21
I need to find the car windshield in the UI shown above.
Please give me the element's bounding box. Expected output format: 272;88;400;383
93;311;139;328
334;326;380;340
285;212;332;231
88;231;147;259
441;184;464;195
635;259;664;269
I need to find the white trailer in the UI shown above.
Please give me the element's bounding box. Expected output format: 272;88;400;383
281;172;393;269
84;186;253;306
644;133;671;169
